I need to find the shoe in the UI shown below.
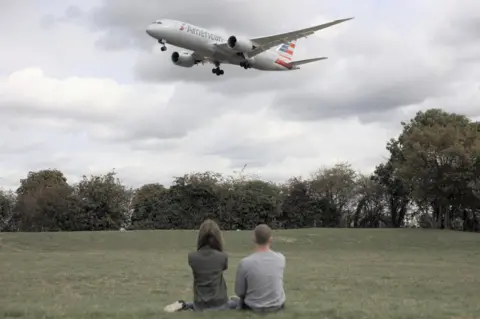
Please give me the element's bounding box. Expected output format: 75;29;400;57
164;301;184;313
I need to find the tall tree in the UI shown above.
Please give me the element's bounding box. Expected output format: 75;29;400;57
309;163;357;227
12;169;75;232
131;183;168;229
390;109;480;229
372;156;410;228
167;172;224;229
0;189;16;231
74;171;133;231
354;175;386;228
226;179;282;230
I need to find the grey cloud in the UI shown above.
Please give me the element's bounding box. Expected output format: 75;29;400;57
128;139;181;152
434;7;480;66
196;127;321;170
39;5;85;29
116;87;227;140
272;60;455;122
434;0;480;46
0;132;47;155
40;14;56;29
1;78;270;146
118;88;276;142
206;141;289;169
134;50;264;84
0;82;222;142
85;0;323;51
65;5;83;19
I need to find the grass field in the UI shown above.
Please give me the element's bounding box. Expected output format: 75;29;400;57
1;229;479;319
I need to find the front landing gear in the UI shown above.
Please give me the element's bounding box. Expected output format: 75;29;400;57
158;39;167;51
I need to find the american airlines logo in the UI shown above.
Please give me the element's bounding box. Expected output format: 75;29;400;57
184;25;225;42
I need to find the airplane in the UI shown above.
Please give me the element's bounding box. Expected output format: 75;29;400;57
145;17;353;76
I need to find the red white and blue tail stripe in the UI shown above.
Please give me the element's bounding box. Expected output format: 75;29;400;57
275;40;296;69
276;40;296;60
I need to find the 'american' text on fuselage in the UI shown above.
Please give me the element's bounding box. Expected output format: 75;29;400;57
184;25;225;43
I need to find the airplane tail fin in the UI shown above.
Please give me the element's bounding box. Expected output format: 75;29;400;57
291;56;328;68
276;40;297;62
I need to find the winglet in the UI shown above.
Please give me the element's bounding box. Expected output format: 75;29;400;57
333;17;354;24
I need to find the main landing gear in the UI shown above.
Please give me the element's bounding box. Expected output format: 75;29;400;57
212;68;224;76
239;61;251;69
158;39;167;51
212;62;224;76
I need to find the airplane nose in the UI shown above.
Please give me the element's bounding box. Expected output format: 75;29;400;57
146;25;154;37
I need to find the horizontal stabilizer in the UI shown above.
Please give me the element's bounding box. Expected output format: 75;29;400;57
291;57;327;67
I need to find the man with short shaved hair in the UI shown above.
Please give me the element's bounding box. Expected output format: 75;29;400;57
234;224;286;312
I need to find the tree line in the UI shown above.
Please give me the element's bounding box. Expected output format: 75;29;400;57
1;108;479;232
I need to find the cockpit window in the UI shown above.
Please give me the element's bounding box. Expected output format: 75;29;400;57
155;20;162;24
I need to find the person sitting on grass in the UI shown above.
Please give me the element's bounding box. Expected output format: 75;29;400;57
234;224;286;312
164;219;239;312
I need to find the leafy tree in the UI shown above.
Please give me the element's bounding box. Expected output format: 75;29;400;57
12;169;75;232
166;172;224;229
354;175;386;228
131;183;168;229
221;178;282;230
280;177;337;228
372;158;410;228
309;163;357;227
281;177;315;228
74;171;133;231
0;189;16;231
389;109;480;229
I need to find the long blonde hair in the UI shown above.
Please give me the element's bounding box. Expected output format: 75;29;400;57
197;219;224;252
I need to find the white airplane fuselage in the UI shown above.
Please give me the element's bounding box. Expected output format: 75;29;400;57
146;19;295;71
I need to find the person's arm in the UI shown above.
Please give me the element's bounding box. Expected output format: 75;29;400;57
234;261;247;299
223;253;228;271
188;252;194;269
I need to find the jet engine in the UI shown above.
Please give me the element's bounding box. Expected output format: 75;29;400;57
171;51;196;68
227;36;255;52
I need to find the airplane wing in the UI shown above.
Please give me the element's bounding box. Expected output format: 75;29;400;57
216;17;353;57
191;51;206;62
248;17;353;57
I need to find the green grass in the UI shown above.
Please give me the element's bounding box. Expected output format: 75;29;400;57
1;229;479;319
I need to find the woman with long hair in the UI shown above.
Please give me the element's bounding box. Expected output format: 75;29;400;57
164;219;239;312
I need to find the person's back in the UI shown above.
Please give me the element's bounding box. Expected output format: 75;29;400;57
164;219;231;313
188;246;228;310
235;224;286;312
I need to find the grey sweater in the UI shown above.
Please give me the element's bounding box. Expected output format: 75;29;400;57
234;249;286;311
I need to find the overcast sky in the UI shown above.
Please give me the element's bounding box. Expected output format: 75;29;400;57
0;0;479;189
